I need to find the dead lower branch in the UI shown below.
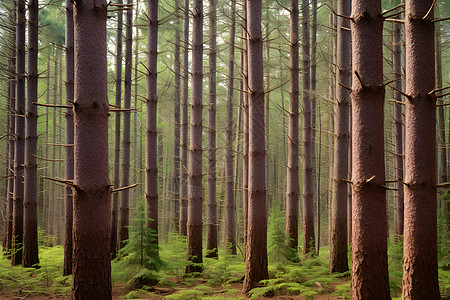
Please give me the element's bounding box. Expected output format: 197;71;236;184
111;183;139;193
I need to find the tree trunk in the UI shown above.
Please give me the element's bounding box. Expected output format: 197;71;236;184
119;0;133;249
206;0;218;259
301;0;315;255
350;0;389;298
63;0;75;276
329;0;350;273
392;8;404;238
186;0;203;273
146;0;159;249
179;0;189;236
72;0;111;297
243;0;268;292
22;0;39;268
172;0;181;233
11;0;26;266
436;15;446;184
224;0;237;255
242;0;249;260
4;3;16;256
111;0;123;258
402;0;439;298
286;0;299;252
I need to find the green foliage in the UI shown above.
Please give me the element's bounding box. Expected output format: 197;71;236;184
163;289;204;300
202;249;244;289
267;207;298;264
332;282;351;299
159;232;187;282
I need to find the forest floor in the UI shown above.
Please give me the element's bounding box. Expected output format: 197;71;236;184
1;239;449;300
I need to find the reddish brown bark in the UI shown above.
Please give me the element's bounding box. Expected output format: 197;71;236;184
22;0;39;268
243;0;268;292
146;0;159;247
402;0;439;298
119;0;134;248
224;0;237;256
330;0;350;273
72;0;111;297
186;0;203;273
11;0;26;266
301;0;315;255
350;0;389;298
111;0;123;258
286;0;299;251
179;0;189;237
63;0;74;276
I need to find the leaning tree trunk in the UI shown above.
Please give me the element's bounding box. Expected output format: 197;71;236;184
224;0;237;255
11;0;26;266
243;0;268;292
286;0;299;252
350;0;389;298
63;0;74;276
72;0;111;298
119;0;133;249
329;0;350;273
179;0;189;236
206;0;218;259
186;0;203;273
146;0;159;249
301;0;315;255
402;0;439;298
111;0;123;258
22;0;39;268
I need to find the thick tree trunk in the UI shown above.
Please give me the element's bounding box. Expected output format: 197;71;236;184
179;0;189;236
172;0;181;233
206;0;218;258
330;0;350;273
72;0;111;298
301;0;315;255
243;0;268;292
146;0;159;249
22;0;39;268
63;0;75;276
186;0;203;273
350;0;389;298
392;11;404;238
111;0;123;258
11;0;26;266
402;0;439;298
224;0;237;256
119;0;133;249
286;0;299;252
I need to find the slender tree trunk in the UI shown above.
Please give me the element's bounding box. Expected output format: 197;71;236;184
242;0;249;260
243;0;268;291
179;0;189;236
72;0;111;297
172;0;181;233
350;0;389;297
224;0;237;255
5;4;16;256
311;0;318;253
63;0;74;276
330;0;350;273
22;0;39;268
111;0;123;258
206;0;218;258
402;0;439;298
186;0;203;273
286;0;299;252
392;8;404;238
436;18;446;184
119;0;133;249
11;0;26;266
146;0;159;249
301;0;315;255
